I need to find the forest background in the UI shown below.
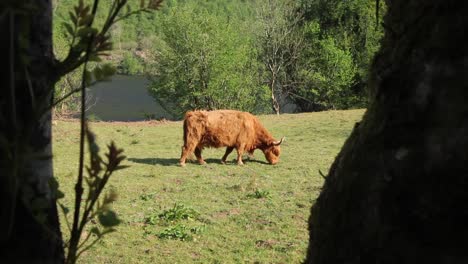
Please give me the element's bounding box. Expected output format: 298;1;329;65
52;0;385;119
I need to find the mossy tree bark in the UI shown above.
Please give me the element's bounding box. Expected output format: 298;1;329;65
0;1;64;262
306;1;468;263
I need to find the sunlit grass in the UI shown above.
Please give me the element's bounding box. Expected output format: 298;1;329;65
53;109;364;263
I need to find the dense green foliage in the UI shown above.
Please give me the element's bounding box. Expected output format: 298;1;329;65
52;0;384;117
296;0;385;110
147;3;269;117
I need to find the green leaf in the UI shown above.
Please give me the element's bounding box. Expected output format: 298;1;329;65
90;227;101;237
81;5;90;16
59;203;69;215
77;27;98;38
74;6;80;16
79;14;94;27
69;11;77;25
98;210;121;227
63;22;74;37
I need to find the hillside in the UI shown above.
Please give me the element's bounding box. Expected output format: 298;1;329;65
53;109;364;263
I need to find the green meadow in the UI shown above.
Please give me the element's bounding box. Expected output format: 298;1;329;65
53;109;364;263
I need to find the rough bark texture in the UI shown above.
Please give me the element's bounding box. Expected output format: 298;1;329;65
0;1;64;263
306;1;468;263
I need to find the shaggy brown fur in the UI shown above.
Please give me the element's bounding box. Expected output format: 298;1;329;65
179;110;284;166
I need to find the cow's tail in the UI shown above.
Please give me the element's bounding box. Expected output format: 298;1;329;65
183;114;189;147
182;111;191;147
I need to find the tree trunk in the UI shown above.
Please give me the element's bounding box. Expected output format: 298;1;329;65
0;1;64;262
271;74;280;115
306;1;468;263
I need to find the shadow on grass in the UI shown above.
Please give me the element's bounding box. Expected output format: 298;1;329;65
127;157;269;166
127;157;180;166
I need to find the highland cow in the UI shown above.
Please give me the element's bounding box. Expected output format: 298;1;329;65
179;110;284;166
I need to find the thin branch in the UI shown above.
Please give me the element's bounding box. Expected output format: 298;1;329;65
68;0;100;263
59;203;72;232
56;1;148;77
77;169;112;237
85;93;98;112
77;229;93;249
52;80;98;108
100;0;127;36
113;9;150;24
57;56;88;77
75;237;100;260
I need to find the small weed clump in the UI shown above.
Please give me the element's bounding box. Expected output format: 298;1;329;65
139;192;155;201
158;203;200;222
145;203;205;241
157;224;206;241
247;189;271;199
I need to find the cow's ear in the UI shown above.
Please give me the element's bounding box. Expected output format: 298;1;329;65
272;137;285;146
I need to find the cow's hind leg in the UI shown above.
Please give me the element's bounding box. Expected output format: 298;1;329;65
180;144;197;166
195;147;206;165
221;147;234;164
236;145;246;165
246;149;255;160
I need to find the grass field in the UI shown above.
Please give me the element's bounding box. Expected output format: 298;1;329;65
53;109;364;263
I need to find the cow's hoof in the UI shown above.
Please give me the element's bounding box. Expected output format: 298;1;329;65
221;160;226;164
237;162;244;166
199;161;207;165
179;163;186;167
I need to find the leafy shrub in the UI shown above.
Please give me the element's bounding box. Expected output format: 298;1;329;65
120;53;144;75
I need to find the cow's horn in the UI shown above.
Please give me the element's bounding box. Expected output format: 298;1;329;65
273;137;285;146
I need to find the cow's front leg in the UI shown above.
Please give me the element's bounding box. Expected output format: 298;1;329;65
221;147;234;164
236;146;245;165
195;147;206;165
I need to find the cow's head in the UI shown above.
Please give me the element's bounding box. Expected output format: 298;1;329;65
263;137;284;165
